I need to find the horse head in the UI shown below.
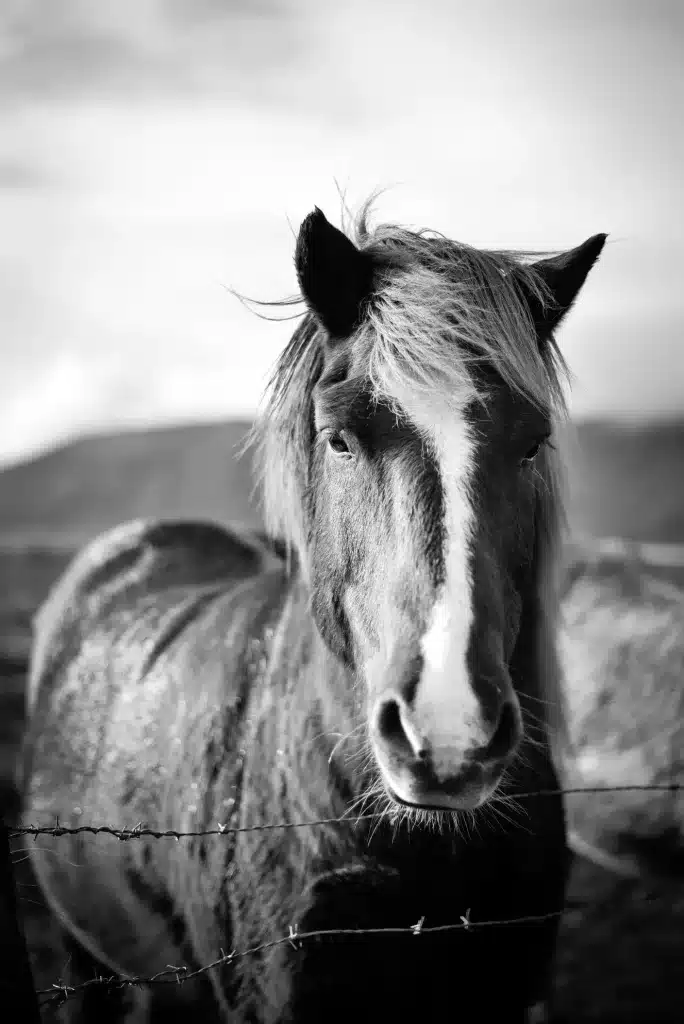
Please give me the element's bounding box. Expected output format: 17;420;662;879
258;205;605;814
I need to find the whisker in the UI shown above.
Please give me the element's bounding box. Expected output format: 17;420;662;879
18;895;48;910
327;724;367;765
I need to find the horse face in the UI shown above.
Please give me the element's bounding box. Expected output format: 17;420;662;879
295;208;605;812
309;359;548;810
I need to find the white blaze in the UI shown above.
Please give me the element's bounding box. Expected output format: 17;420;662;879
406;400;486;764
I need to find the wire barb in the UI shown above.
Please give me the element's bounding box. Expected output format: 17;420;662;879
33;891;670;1010
7;784;678;1010
8;784;682;843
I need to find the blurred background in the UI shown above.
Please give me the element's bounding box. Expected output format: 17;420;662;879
1;3;683;1020
1;0;683;550
0;0;682;546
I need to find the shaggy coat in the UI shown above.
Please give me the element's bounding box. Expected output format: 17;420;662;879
22;205;606;1022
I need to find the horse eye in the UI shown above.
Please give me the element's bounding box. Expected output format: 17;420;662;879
521;440;543;465
327;431;351;456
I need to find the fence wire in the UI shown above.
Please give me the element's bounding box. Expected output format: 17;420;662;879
37;894;673;1011
11;784;682;843
7;782;682;1012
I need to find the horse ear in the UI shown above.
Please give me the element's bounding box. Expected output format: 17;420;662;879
295;208;374;339
527;234;608;339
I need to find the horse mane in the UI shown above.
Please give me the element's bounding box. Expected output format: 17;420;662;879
247;200;570;745
532;443;569;749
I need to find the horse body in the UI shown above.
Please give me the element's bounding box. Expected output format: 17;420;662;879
24;517;564;1020
24;520;287;1015
560;540;684;878
22;203;606;1021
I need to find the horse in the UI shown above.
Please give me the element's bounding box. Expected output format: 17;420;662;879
21;204;607;1022
560;538;684;880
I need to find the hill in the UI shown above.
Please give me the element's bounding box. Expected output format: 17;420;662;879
563;419;684;544
0;419;257;547
0;417;682;548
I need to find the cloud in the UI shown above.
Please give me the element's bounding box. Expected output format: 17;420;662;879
0;0;297;102
0;0;682;465
0;158;53;189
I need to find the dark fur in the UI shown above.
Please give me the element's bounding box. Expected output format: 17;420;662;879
22;519;565;1021
22;207;606;1022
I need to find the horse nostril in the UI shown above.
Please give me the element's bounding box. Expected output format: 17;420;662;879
375;698;429;762
485;700;519;762
376;698;405;746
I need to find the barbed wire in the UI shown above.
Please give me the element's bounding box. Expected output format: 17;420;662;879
7;784;679;1012
35;890;670;1011
9;784;682;843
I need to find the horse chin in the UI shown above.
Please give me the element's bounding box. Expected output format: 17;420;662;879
382;772;500;814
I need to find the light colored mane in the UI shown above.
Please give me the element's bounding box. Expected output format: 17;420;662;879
248;202;570;743
349;205;567;417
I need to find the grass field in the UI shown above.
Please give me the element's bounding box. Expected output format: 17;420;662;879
2;417;683;1021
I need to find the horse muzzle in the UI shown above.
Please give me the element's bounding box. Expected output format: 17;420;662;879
370;692;522;811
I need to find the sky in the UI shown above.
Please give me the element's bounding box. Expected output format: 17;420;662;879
0;0;682;466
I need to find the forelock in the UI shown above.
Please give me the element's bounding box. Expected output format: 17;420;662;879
349;222;568;423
